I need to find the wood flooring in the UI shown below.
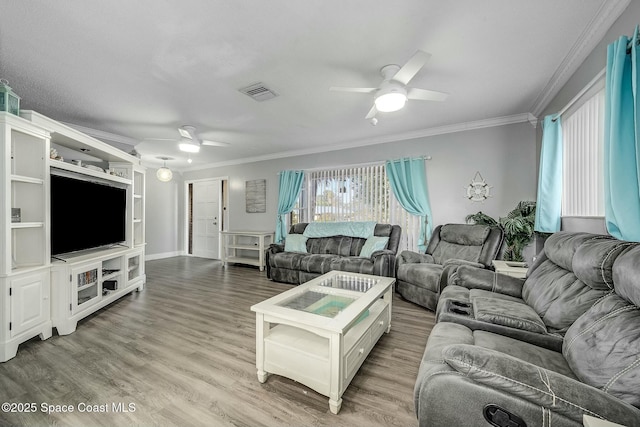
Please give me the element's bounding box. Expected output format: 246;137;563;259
0;257;435;427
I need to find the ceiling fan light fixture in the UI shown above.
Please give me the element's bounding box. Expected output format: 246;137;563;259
179;141;200;153
156;167;173;182
156;156;174;182
375;91;407;112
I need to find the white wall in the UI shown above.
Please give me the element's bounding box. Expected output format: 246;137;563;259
141;121;537;258
145;169;185;259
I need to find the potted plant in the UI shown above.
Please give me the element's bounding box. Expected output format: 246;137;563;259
464;211;498;226
465;201;537;262
499;201;536;262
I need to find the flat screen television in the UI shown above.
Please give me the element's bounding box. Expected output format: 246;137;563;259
51;174;127;256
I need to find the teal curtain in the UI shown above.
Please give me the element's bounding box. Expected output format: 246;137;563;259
275;170;305;244
534;115;563;233
604;26;640;241
385;157;433;252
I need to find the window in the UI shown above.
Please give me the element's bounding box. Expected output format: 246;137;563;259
290;164;421;251
561;87;605;217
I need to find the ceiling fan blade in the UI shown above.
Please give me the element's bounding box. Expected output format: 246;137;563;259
179;125;196;139
329;86;377;93
392;50;431;85
201;140;230;147
365;105;377;119
407;87;449;102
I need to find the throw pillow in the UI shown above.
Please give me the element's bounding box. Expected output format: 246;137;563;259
359;236;389;258
284;234;308;253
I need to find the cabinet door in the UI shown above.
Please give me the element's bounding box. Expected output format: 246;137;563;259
71;262;102;314
10;272;49;337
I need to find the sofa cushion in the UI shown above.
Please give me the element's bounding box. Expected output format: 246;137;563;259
440;224;490;246
563;295;640;407
429;224;489;266
269;251;306;270
562;246;640;408
307;236;356;256
359;236;389;257
299;254;340;274
572;239;634;291
542;232;598;271
520;234;633;334
472;297;546;334
284;234;308;253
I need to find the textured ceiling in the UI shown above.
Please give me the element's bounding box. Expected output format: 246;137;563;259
0;1;626;170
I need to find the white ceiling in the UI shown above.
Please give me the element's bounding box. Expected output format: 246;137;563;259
0;1;628;171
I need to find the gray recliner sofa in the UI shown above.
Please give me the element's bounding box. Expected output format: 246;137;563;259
266;222;401;285
414;243;640;427
396;223;504;311
436;232;637;351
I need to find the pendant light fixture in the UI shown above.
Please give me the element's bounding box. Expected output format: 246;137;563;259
156;156;173;182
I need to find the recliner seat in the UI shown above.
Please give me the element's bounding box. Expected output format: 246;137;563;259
396;224;504;311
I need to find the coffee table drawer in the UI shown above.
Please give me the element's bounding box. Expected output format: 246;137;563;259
345;329;371;380
371;304;390;339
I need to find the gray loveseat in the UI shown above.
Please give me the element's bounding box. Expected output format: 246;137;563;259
436;232;637;351
414;241;640;427
266;222;401;285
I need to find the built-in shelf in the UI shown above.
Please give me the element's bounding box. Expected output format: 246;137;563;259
77;282;97;292
11;222;44;229
50;159;132;185
10;175;44;185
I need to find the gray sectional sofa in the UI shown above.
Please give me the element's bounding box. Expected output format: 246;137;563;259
415;232;640;426
266;222;401;285
436;232;636;351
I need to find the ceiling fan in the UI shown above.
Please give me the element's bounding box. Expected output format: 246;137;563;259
330;50;448;121
146;125;230;153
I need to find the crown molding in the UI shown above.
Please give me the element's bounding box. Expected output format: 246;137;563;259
60;121;140;146
530;0;630;117
183;113;532;172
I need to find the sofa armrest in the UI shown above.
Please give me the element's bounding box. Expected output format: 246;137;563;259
453;265;524;298
268;243;285;254
397;250;435;265
370;249;397;277
441;344;640;426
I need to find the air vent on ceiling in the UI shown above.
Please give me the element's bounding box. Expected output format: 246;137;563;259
239;82;278;102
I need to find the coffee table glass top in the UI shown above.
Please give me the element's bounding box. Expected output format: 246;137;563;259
278;291;356;319
316;273;379;293
275;274;381;318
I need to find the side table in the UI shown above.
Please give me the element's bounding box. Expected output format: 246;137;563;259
492;260;528;279
221;231;274;271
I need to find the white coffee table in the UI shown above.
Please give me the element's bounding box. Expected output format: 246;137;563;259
251;271;395;414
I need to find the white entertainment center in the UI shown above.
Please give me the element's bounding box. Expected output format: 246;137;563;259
0;110;146;362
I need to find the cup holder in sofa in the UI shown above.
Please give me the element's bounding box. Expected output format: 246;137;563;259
451;300;471;308
448;300;472;316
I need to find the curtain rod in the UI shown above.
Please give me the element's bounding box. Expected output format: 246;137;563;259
552;67;605;121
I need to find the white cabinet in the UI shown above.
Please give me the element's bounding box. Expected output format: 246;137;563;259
51;247;145;335
0;113;52;362
0;269;52;362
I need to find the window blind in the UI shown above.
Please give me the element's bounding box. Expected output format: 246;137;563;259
562;88;604;217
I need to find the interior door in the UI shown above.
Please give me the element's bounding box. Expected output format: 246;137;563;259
192;179;221;259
